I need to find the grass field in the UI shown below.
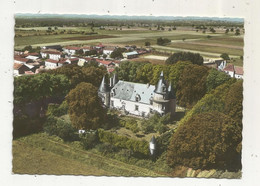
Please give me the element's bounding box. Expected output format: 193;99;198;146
13;133;165;176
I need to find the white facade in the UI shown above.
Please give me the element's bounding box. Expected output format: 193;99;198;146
49;53;61;61
110;98;153;117
235;74;243;79
103;49;114;56
45;61;58;69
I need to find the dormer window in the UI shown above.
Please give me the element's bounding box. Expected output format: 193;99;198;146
135;94;141;102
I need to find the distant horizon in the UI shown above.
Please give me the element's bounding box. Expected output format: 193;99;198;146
15;13;244;23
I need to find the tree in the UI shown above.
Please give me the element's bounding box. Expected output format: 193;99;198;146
224;80;243;125
110;48;126;59
23;45;33;52
225;28;230;34
168;61;192;93
76;49;84;56
66;82;106;130
166;52;204;65
167;112;242;170
220;53;230;60
235;29;240;36
145;41;151;47
14;73;70;106
157;37;171;45
206;68;231;92
176;64;209;108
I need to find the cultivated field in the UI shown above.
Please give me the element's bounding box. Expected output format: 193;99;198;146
15;27;244;61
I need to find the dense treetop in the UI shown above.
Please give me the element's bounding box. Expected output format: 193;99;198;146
167;112;241;170
66;82;106;130
165;52;204;65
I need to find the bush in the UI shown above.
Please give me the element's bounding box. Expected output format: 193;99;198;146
120;118;140;133
98;129;150;156
46;101;68;117
43;116;78;142
141;113;171;134
80;131;99;149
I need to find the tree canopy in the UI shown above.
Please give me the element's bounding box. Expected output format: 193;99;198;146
167;112;242;170
66;82;106;130
165;52;204;65
14;73;70;105
206;68;231;92
176;64;209;108
220;53;230;60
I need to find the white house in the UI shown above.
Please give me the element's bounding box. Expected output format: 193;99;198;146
103;46;116;56
63;46;81;55
41;49;62;61
14;57;31;64
223;64;244;79
223;64;235;78
45;59;60;69
98;72;176;118
234;66;244;79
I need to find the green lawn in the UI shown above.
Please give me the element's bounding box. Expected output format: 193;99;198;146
13;133;165;176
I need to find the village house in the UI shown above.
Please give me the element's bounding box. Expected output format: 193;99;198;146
66;57;79;65
96;59;114;68
223;64;244;79
14;57;32;64
82;46;93;53
45;59;65;69
63;46;81;55
13;63;31;76
234;66;244;79
41;49;62;61
103;46;116;56
98;72;176;118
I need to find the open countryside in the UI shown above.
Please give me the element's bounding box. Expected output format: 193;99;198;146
13;14;243;178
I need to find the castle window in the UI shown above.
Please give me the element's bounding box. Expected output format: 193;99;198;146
135;105;139;111
111;100;114;107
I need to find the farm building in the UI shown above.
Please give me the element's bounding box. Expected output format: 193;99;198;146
123;51;139;59
98;72;176;118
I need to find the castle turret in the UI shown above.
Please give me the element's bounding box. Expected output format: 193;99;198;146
154;71;167;95
98;76;110;107
152;71;169;115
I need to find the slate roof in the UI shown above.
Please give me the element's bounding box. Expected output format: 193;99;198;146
111;80;155;105
154;71;167;95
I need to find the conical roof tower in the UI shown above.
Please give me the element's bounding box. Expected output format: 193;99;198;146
99;76;109;93
154;71;167;95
